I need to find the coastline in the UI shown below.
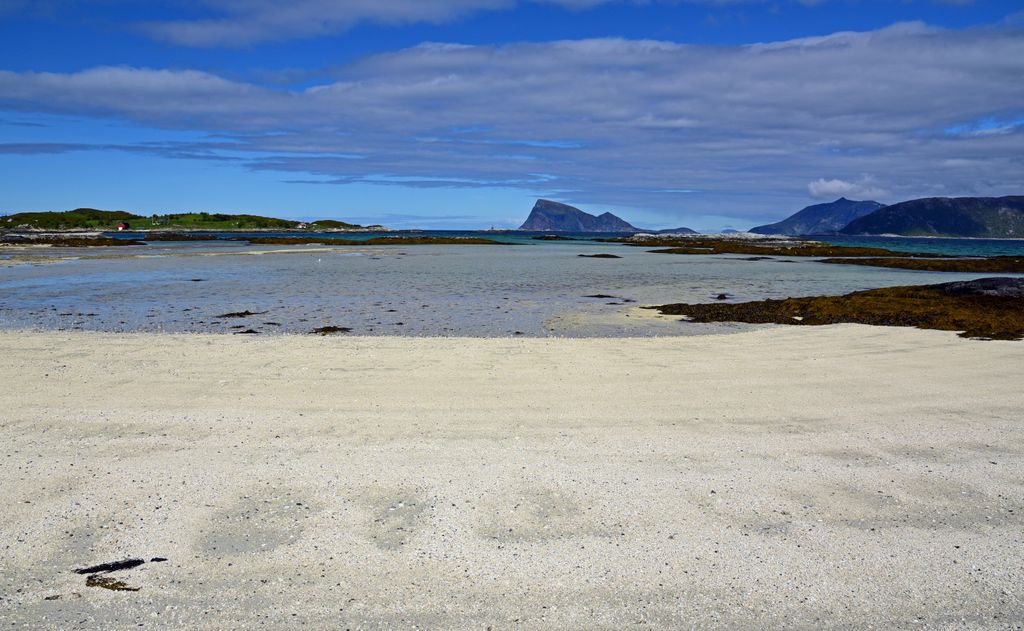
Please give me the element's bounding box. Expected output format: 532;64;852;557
2;326;1022;627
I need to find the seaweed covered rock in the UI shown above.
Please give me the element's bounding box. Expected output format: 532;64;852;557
650;277;1024;340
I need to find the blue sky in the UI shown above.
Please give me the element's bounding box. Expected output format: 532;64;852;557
1;1;1022;230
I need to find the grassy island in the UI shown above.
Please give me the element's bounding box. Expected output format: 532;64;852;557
1;208;385;232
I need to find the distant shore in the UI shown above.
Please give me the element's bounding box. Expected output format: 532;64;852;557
0;231;505;248
0;226;394;235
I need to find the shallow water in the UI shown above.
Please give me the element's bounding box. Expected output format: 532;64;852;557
108;229;1024;256
1;236;1021;337
818;235;1024;257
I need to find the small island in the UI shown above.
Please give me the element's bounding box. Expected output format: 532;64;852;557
1;208;388;233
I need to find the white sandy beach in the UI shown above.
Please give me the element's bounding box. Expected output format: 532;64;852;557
1;326;1022;629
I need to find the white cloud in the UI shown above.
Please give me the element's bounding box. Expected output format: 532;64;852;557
136;0;832;46
807;177;889;200
138;0;682;47
1;23;1022;221
808;178;858;198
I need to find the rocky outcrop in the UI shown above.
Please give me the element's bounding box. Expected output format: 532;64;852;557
518;199;640;232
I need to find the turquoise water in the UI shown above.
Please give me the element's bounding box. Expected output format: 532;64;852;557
818;235;1024;257
109;230;1024;256
109;230;621;246
2;234;1022;337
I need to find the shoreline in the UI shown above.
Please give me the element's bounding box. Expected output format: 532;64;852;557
2;326;1022;627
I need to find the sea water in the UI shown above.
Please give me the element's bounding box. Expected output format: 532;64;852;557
1;233;1022;337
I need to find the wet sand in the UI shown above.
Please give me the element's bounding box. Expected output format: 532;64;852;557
1;326;1022;628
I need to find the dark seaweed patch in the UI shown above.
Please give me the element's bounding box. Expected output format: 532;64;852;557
311;326;352;335
650;277;1024;340
75;559;145;575
85;575;140;592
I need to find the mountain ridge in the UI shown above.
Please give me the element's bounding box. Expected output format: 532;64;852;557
750;198;884;235
840;196;1024;238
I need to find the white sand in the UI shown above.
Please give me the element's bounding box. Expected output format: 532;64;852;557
1;326;1022;629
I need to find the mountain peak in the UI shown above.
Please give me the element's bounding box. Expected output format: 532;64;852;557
518;199;640;232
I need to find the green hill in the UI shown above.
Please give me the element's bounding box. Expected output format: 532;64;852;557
309;219;389;231
144;212;299;230
2;209;382;232
2;208;139;230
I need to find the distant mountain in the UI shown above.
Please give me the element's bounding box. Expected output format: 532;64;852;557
518;199;640;232
840;196;1024;238
750;198;885;235
651;226;698;235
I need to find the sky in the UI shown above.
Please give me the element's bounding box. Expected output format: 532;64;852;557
0;1;1022;230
